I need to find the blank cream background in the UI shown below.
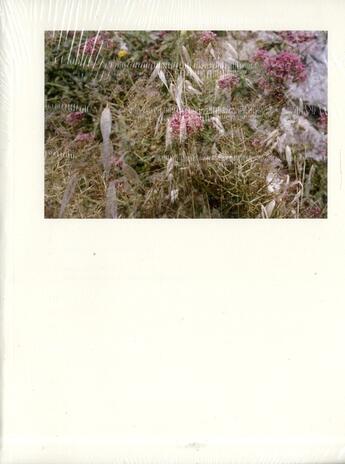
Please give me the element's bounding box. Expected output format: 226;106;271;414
1;0;345;462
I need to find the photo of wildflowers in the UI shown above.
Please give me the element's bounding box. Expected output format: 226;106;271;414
45;31;327;218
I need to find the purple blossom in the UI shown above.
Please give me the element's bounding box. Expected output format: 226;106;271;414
318;112;328;131
305;204;322;218
199;31;217;45
254;49;306;83
267;52;306;81
170;109;204;138
253;48;270;64
74;132;94;143
83;33;113;55
66;111;84;125
250;137;264;149
218;73;240;90
83;35;102;54
279;31;316;44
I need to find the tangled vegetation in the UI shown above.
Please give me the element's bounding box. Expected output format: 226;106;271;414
45;31;327;218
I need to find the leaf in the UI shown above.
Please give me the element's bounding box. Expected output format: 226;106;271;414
209;46;216;59
305;164;316;198
265;199;276;218
184;64;203;87
226;41;238;59
105;181;118;218
149;62;168;89
58;173;78;218
185;80;201;95
102;140;113;177
179;113;187;143
170;188;179;204
122;163;141;185
100;105;113;177
175;74;184;111
154;112;163;136
166;157;174;180
285;145;292;169
165;118;172;149
100;106;112;141
149;62;161;82
181;45;191;64
158;69;168;89
210;116;225;135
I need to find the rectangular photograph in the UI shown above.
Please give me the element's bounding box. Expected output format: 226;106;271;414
45;31;327;218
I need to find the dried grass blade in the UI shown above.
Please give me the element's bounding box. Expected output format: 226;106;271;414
184;64;203;87
181;45;191;64
58;173;78;218
105;180;118;218
100;105;113;177
149;62;161;83
175;74;184;110
158;69;169;89
165;118;172;149
102;140;113;177
122;163;141;185
285;145;292;169
226;42;238;59
100;105;112;140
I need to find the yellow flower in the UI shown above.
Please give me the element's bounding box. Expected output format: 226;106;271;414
117;49;128;58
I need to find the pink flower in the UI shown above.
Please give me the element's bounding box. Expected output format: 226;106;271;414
200;31;217;45
74;132;94;143
267;51;306;82
318;112;328;131
66;111;84;125
110;155;124;167
253;48;270;64
83;33;113;55
218;73;240;90
170;109;204;138
250;137;264;149
83;35;102;54
279;31;316;44
257;77;273;94
254;49;306;83
305;204;322;218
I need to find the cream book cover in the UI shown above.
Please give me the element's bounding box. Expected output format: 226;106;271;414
1;0;345;463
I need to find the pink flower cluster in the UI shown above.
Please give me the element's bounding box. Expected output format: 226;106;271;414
253;49;270;64
170;109;204;138
66;111;84;125
305;204;322;218
279;31;316;44
218;73;240;90
157;31;167;39
318;112;328;130
199;31;217;45
84;35;103;54
250;137;264;149
83;33;113;55
254;49;306;83
74;132;94;143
